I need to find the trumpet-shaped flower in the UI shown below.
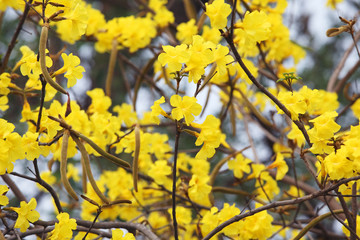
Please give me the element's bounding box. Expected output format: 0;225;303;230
55;0;89;44
49;212;77;240
158;44;189;73
213;45;234;75
228;154;252;179
188;174;212;206
193;115;227;159
170;95;202;125
53;53;85;88
267;153;289;180
150;96;168;124
148;160;172;187
309;111;341;139
11;198;40;232
184;35;214;83
176;19;198;44
277;91;307;120
236;10;271;43
205;0;232;29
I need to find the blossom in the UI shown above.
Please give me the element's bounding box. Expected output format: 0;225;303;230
55;0;89;44
49;212;77;240
213;45;234;76
148;160;172;187
53;53;85;88
23;131;49;160
87;88;112;114
0;73;11;96
168;206;192;226
308;111;340;139
0;185;9;206
277;91;307;120
267;153;289;180
158;44;189;73
184;35;214;83
193;115;227;159
228;154;252;179
170;95;202;125
287;122;309;147
188;174;212;206
236;11;271;43
176;19;198;44
205;0;232;29
150;96;168;124
111;229;135;240
11;198;40;232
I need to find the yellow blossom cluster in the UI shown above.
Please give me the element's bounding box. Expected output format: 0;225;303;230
0;0;359;239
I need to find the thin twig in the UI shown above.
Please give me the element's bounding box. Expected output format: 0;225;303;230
0;0;33;74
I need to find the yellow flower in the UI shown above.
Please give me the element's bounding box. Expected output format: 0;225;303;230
326;0;343;9
193;115;227;159
53;53;85;88
168;206;192;226
188;174;212;206
158;44;189;73
49;212;77;240
0;73;11;96
201;25;221;44
0;0;23;11
87;88;112;114
111;229;135;240
151;4;174;28
238;203;274;239
184;35;214;83
11;198;40;232
170;95;202;125
85;5;106;36
176;19;198;44
309;111;340;139
236;10;271;43
148;211;168;234
150;96;168;124
55;0;89;44
287;122;309;147
0;185;9;206
148;160;172;187
200;207;220;236
218;203;241;236
267;153;289;180
0;95;8;111
113;103;138;127
228;154;252;179
23;131;49;160
205;0;232;29
277;91;307;120
213;45;234;76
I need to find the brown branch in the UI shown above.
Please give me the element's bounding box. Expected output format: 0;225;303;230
334;60;360;93
327;31;360;92
0;0;33;74
10;171;63;213
1;174;27;202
